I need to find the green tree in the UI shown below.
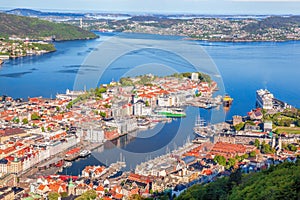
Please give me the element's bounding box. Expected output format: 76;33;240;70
22;118;28;124
288;144;297;152
228;169;242;189
95;87;107;97
249;150;256;157
31;112;40;120
93;110;99;115
242;153;249;159
47;127;51;132
75;190;96;200
100;111;106;118
177;161;300;200
60;192;68;198
261;142;274;154
41;126;45;132
254;139;260;148
214;155;226;166
145;100;150;107
98;87;107;93
227;158;237;168
104;103;111;108
48;192;60;200
129;194;143;200
66;102;73;109
234;122;244;131
13;118;20;123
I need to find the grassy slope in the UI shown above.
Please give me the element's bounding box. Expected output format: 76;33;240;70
177;161;300;200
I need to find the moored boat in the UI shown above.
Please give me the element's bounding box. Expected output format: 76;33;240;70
79;150;91;158
156;107;186;118
223;94;233;106
63;161;72;168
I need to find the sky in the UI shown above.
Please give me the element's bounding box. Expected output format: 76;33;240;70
1;0;300;15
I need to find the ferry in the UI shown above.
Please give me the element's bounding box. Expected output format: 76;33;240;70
79;150;91;158
156;108;186;118
223;94;233;107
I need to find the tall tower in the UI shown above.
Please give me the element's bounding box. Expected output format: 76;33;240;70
272;136;276;148
80;18;83;29
278;136;282;150
68;178;75;195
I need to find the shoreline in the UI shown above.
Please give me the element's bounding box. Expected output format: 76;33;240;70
183;37;299;43
120;30;300;43
2;36;99;60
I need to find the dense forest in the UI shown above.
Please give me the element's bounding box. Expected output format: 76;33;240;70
0;13;97;41
177;160;300;200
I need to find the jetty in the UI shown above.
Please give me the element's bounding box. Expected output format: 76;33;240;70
101;161;126;180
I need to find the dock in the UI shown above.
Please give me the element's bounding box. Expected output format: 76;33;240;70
98;161;126;180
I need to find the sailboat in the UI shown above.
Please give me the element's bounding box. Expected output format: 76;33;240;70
193;113;211;138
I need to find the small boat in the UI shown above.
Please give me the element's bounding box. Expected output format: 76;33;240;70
0;59;3;65
192;137;210;144
63;161;72;168
137;118;151;127
79;150;91;158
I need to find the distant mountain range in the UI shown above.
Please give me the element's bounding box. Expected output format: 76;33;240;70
0;12;97;41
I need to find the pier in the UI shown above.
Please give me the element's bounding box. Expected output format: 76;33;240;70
100;161;126;180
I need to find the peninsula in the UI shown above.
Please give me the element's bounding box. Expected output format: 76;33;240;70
0;12;98;59
0;73;299;199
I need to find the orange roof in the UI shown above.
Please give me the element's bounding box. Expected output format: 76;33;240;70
130;188;139;195
37;184;47;191
52;114;63;121
114;193;123;199
96;185;104;192
202;169;212;175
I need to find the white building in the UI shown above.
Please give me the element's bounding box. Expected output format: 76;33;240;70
191;73;199;81
86;128;105;143
133;100;151;116
106;118;138;134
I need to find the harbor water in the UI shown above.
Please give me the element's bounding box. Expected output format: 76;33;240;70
1;32;299;174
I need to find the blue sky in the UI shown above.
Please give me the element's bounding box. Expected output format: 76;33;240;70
2;0;300;14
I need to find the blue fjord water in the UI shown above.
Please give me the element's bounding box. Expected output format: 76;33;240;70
1;32;299;173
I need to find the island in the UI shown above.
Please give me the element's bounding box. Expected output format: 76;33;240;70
0;12;98;59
